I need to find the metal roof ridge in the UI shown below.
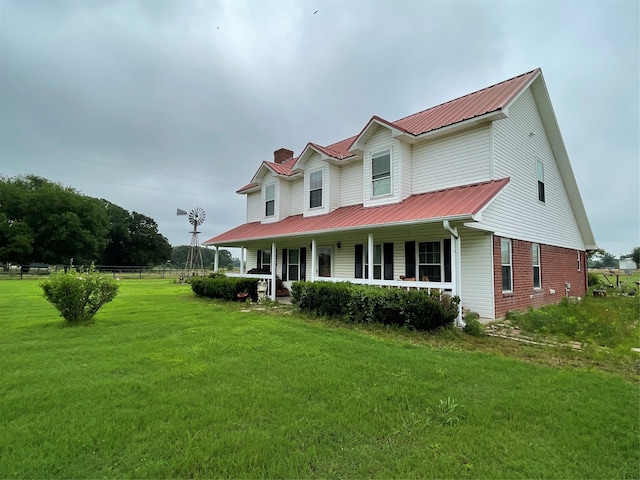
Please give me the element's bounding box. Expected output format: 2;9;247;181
392;69;540;125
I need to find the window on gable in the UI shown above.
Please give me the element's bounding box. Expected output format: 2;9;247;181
536;160;545;203
532;243;541;289
372;150;391;197
501;239;512;292
309;170;323;208
265;184;275;217
418;241;441;282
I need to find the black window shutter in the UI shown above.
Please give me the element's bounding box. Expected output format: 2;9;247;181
383;242;394;280
257;250;262;269
299;247;307;281
282;248;288;281
444;239;452;283
405;241;415;278
355;244;363;278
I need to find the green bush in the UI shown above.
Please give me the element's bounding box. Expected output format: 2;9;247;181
587;272;600;287
40;264;120;323
190;276;258;302
463;318;485;337
291;281;459;331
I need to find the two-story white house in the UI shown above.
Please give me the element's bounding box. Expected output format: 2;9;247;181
203;69;596;320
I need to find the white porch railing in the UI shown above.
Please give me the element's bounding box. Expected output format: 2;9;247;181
223;272;452;296
318;276;453;295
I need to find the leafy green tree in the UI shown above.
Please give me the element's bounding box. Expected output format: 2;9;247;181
100;202;172;266
0;175;108;264
631;247;639;265
0;213;33;264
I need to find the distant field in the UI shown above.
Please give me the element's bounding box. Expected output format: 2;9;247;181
0;279;637;478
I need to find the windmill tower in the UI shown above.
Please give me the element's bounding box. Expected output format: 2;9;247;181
177;207;206;277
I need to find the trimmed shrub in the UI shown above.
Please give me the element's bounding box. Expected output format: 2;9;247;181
463;318;485;337
41;264;120;323
292;281;459;331
190;276;259;302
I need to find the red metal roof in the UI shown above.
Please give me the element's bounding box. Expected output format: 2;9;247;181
393;69;539;135
239;70;539;189
206;178;509;245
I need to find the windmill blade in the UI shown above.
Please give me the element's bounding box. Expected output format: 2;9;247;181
176;208;188;216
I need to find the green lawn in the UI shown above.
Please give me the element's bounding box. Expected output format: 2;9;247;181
1;280;638;478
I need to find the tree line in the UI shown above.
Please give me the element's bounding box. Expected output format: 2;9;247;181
0;175;172;266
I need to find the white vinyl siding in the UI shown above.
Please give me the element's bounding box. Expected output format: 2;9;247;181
246;192;262;223
411;124;491;194
340;162;362;206
485;87;584;249
399;141;412;200
460;231;494;319
289;179;304;215
329;164;341;211
279;180;292;220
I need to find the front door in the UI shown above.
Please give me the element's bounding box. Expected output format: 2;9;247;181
318;246;332;277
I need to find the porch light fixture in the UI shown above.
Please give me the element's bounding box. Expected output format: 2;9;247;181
336;241;341;249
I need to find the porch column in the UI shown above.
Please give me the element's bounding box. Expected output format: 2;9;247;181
214;246;219;272
240;246;245;274
367;233;374;281
271;242;277;300
443;220;463;326
450;233;463;326
310;239;316;282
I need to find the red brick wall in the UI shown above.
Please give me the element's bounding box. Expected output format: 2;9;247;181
493;236;587;319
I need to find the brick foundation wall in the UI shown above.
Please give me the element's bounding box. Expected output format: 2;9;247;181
493;236;587;319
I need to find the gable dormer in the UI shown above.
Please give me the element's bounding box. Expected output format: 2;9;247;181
242;148;300;224
350;120;412;207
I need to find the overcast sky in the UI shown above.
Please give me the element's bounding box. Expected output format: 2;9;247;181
1;0;638;258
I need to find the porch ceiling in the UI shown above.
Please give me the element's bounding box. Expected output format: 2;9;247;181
204;178;509;246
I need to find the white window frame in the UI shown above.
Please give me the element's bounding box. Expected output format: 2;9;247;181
264;184;275;218
309;170;323;209
577;250;581;271
501;239;513;293
288;248;300;281
371;149;392;198
262;249;271;270
532;243;541;289
536;159;545;203
418;240;442;282
362;244;383;279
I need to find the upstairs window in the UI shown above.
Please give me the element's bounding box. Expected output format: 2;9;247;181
536;160;545;203
265;184;275;217
372;150;391;197
309;170;323;208
501;239;512;292
532;243;541;289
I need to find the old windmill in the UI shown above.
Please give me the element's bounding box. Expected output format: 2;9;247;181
177;207;206;277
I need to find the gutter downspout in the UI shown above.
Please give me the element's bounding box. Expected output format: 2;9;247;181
443;221;464;327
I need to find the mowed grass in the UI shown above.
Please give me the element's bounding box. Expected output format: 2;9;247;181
1;280;638;478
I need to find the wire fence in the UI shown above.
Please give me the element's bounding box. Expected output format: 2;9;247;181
0;265;219;280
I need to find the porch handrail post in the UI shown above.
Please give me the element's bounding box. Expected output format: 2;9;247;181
271;242;277;300
214;246;219;272
310;239;316;282
367;233;374;281
240;246;245;274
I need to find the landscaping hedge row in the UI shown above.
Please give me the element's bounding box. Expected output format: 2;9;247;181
291;281;460;331
190;275;259;302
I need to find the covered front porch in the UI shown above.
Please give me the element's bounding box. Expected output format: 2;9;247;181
208;221;465;324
